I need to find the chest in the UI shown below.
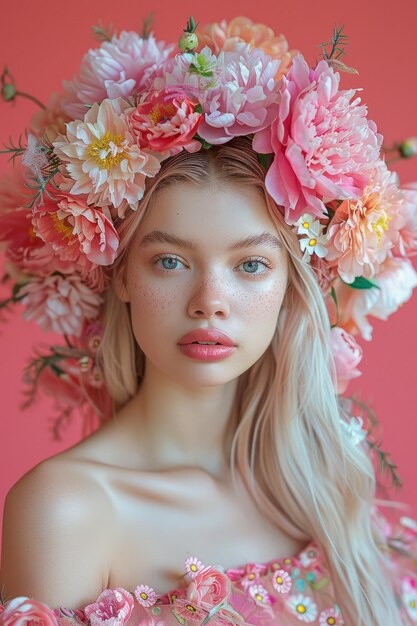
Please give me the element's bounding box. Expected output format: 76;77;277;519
105;469;305;594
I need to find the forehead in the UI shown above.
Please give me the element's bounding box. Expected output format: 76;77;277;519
139;182;280;243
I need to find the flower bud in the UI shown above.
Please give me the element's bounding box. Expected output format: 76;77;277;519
398;137;417;158
179;32;199;52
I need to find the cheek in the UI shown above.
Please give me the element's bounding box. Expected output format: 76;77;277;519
128;279;180;321
237;276;287;323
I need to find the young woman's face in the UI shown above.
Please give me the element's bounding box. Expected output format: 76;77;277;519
121;182;289;388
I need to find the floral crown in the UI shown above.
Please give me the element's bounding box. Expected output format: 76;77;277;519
1;15;416;483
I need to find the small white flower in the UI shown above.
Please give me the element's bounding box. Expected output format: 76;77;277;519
299;232;328;260
340;416;367;445
295;213;321;236
287;594;318;622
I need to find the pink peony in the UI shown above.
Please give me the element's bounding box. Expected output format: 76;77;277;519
253;54;382;224
61;32;174;120
391;182;417;258
0;596;59;626
197;47;281;145
53;98;162;215
19;273;103;337
187;566;232;610
326;165;403;283
333;256;417;340
32;191;119;267
330;327;363;394
84;589;134;626
129;91;203;155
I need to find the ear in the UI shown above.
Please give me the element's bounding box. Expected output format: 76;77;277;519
113;266;130;303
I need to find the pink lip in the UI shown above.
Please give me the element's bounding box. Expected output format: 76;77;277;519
177;328;236;346
178;344;236;361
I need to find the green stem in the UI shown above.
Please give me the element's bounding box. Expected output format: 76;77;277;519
14;90;46;110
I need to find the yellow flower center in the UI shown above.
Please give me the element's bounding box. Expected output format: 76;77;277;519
140;592;148;600
190;564;198;572
302;221;310;228
86;132;127;169
186;604;197;613
150;102;177;125
411;599;416;609
255;593;264;602
284;558;292;565
309;238;317;246
51;212;73;239
372;211;392;245
327;618;336;625
248;573;255;580
296;604;307;614
275;576;283;584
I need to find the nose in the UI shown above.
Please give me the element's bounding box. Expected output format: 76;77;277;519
186;273;231;320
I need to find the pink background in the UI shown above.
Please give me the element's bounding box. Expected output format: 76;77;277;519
1;0;416;550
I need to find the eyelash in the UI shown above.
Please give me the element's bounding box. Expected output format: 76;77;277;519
152;254;273;277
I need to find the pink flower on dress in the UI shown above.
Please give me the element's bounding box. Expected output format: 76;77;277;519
61;32;174;120
333;256;417;341
197;47;281;145
401;577;417;621
329;327;363;394
253;54;382;225
319;605;344;625
0;597;59;626
326;165;403;284
187;566;232;610
185;557;205;579
19;273;103;337
247;584;272;606
84;588;134;626
271;569;292;594
129;91;203;155
195;16;296;78
53;98;162;215
171;599;208;623
32;191;119;267
134;585;158;608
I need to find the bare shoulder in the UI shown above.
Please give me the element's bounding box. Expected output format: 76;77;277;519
0;452;114;609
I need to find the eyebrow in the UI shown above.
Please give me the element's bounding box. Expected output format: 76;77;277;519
139;230;282;251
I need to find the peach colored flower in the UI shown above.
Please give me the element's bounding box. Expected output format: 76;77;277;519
333;256;417;340
330;327;363;394
0;596;59;626
84;589;134;626
129;91;202;155
253;54;382;225
19;273;103;337
187;566;232;610
53;98;162;215
32;191;119;267
326;165;403;283
195;16;296;79
61;32;174;120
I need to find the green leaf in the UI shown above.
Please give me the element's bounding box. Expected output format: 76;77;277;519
257;153;273;170
194;103;203;114
309;576;329;590
344;276;380;290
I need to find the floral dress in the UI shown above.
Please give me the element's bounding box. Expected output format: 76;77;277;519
1;509;417;626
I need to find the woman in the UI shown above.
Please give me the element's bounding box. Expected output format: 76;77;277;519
1;16;417;626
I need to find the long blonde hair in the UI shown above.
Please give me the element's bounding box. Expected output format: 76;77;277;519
97;136;404;625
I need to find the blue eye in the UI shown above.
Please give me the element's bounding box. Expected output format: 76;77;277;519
240;258;270;275
154;255;186;271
